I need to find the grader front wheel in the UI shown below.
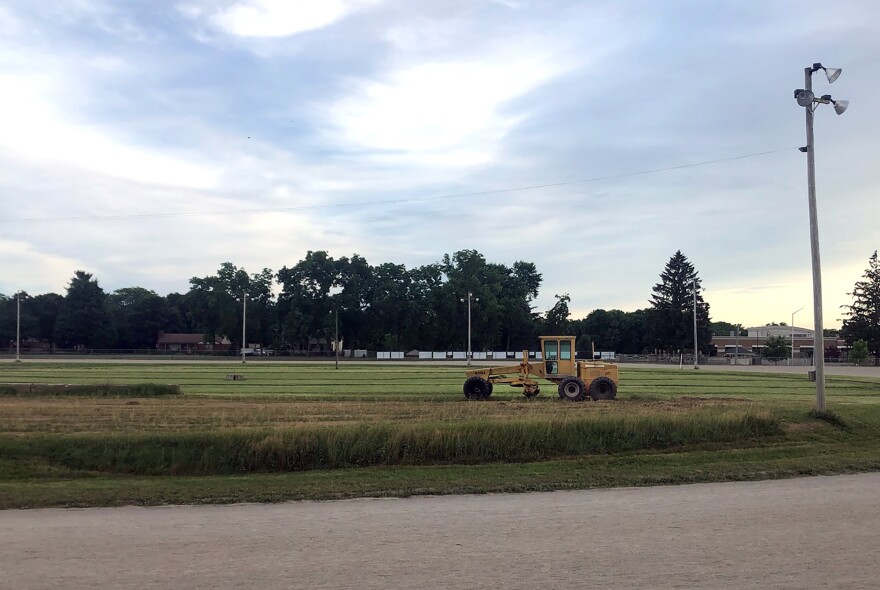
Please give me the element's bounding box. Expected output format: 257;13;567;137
463;376;492;400
557;376;587;401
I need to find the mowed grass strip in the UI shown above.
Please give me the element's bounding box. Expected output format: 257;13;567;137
2;410;781;476
2;362;878;400
0;383;180;397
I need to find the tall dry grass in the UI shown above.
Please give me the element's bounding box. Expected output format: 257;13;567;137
7;410;781;476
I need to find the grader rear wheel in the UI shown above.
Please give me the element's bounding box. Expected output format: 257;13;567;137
589;376;617;401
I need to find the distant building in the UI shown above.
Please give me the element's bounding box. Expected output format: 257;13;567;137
710;325;848;359
156;331;231;352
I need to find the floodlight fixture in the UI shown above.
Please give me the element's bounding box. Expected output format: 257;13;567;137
794;89;814;107
833;99;849;115
811;63;842;84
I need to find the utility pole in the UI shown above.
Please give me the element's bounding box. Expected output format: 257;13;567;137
334;308;339;370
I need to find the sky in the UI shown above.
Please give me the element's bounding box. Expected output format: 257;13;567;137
0;0;877;330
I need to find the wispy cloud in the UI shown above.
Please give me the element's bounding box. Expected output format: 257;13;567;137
321;52;573;168
182;0;376;38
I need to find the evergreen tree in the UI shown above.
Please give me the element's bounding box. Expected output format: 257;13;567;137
647;251;712;353
54;271;116;348
841;251;880;355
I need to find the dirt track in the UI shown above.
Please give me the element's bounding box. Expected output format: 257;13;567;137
2;473;878;589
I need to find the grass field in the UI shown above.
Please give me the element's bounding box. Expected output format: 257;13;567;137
1;361;879;509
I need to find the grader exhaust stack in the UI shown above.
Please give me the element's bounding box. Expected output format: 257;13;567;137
462;335;619;401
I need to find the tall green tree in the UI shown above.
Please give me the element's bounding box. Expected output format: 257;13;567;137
495;261;542;351
277;251;339;351
54;271;116;348
366;262;410;350
576;308;648;354
188;263;275;348
336;254;378;349
29;293;64;345
109;287;172;349
543;294;572;335
762;335;789;360
850;339;869;365
842;251;880;355
647;251;712;353
164;292;193;333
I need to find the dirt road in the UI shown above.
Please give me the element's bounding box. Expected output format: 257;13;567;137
2;473;878;589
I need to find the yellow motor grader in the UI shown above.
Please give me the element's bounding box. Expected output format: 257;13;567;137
463;336;619;401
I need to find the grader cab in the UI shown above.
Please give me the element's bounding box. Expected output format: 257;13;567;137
462;336;618;401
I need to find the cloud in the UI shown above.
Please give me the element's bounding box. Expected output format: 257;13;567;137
198;0;372;38
0;238;84;296
320;50;576;169
0;77;220;190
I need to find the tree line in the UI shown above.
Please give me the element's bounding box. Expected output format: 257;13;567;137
2;249;876;355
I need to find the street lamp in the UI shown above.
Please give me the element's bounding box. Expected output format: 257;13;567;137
791;307;804;366
793;62;849;412
461;292;479;366
241;291;247;364
334;308;339;370
15;293;21;363
734;323;741;365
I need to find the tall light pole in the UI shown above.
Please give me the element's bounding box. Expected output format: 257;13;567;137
15;293;21;363
334;308;339;370
241;291;247;364
794;62;848;412
461;292;479;366
692;279;699;370
734;323;740;365
790;307;804;366
467;292;473;366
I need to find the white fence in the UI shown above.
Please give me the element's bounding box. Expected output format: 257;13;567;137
381;351;545;360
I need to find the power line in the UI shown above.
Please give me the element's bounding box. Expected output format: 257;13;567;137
0;147;796;223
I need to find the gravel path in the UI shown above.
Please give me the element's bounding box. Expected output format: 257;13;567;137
2;473;878;589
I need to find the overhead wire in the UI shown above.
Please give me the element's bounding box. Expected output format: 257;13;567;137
0;147;797;223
